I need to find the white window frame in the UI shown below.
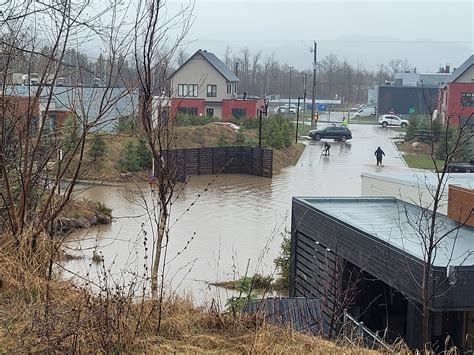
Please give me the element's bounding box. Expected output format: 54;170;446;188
207;84;217;97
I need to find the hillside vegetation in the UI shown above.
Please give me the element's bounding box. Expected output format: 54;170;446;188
0;236;377;353
70;120;305;182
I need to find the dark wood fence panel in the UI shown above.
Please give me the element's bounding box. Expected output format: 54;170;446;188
159;146;272;179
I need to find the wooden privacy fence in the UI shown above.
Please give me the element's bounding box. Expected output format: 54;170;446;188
160;146;273;179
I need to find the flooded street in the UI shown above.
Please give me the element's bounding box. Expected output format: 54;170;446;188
65;123;410;302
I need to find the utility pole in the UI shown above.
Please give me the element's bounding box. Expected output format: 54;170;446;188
303;74;307;128
311;41;317;123
288;66;293;116
296;97;301;143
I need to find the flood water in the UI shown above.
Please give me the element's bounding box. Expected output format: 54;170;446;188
65;123;410;303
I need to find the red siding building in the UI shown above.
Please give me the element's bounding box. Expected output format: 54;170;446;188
439;55;474;125
221;98;265;120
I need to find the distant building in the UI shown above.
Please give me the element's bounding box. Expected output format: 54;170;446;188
169;49;264;120
374;66;461;117
438;55;474;126
376;85;439;116
0;96;72;137
394;70;450;87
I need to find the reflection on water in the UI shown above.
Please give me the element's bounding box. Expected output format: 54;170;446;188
65;124;409;303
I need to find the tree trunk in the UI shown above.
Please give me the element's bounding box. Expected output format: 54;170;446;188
151;200;167;300
422;254;432;348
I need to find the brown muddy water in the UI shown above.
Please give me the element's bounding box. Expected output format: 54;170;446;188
64;124;409;304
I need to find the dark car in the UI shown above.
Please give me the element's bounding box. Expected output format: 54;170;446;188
308;126;352;142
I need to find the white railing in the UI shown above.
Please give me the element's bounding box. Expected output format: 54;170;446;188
342;309;394;352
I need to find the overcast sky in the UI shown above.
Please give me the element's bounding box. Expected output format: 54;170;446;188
168;0;473;71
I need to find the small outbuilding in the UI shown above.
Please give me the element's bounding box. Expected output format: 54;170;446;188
290;196;474;351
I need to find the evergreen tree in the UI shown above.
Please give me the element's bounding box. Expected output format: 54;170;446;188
117;140;140;172
89;133;107;164
136;139;152;169
62;114;80;155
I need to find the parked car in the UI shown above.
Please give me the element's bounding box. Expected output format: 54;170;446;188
378;114;409;128
354;106;375;117
308;126;352;142
349;104;366;112
274;105;298;114
211;122;240;130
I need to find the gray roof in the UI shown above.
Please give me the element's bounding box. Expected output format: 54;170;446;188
169;49;240;82
296;197;474;267
361;171;474;190
441;54;474;88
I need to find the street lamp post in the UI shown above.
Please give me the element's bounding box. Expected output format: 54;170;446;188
296;97;301;143
259;98;269;148
288;66;293;116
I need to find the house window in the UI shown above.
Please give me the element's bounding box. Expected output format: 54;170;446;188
227;84;232;94
188;84;198;97
206;108;214;117
231;108;247;119
178;84;187;97
178;84;198;97
207;84;217;97
234;84;237;94
461;93;474;107
177;107;198;116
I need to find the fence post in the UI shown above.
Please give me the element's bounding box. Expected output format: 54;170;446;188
212;147;215;174
358;321;364;337
197;148;200;175
250;148;253;175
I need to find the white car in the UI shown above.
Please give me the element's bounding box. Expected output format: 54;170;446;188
274;105;298;114
378;114;409;128
354;106;375;117
211;122;240;130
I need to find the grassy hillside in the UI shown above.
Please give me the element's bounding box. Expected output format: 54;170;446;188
0;237;382;353
70;124;305;182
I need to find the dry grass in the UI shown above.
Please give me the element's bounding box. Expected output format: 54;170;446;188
0;232;379;353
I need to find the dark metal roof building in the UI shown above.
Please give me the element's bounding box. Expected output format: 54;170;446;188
290;196;474;350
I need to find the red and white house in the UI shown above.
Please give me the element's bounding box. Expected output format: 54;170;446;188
438;55;474;126
168;49;264;120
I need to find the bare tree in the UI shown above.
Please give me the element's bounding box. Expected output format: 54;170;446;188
132;0;193;303
401;58;412;73
388;58;402;75
400;106;473;348
176;47;188;67
251;50;261;94
0;0;132;244
224;45;232;68
239;46;250;93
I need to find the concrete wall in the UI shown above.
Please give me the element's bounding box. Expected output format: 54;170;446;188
361;175;449;214
171;53;233;102
448;185;474;227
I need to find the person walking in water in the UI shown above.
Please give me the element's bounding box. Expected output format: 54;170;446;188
341;116;348;127
374;146;385;166
323;141;331;156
